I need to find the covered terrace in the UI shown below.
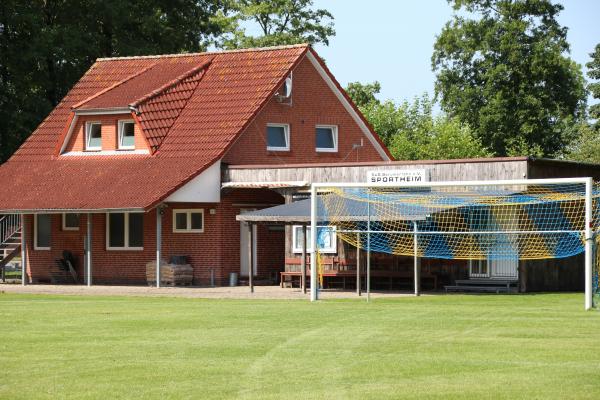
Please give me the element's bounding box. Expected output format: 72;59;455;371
236;197;434;299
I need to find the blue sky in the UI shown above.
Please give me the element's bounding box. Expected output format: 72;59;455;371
311;0;600;106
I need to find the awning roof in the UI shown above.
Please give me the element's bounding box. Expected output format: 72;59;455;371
236;197;426;224
222;181;308;189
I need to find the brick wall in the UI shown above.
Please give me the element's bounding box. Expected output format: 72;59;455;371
222;56;386;165
64;113;148;152
24;189;284;286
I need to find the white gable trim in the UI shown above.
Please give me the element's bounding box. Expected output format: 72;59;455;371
305;51;391;161
165;160;221;203
59;114;79;155
74;108;131;115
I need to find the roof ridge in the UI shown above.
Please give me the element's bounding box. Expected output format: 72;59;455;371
129;58;213;109
71;63;157;109
96;43;310;61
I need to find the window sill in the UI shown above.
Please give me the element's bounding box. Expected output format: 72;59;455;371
266;147;290;152
173;230;204;233
316;148;338;153
106;247;144;251
34;247;51;251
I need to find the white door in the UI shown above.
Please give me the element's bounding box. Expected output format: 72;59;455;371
240;209;257;277
489;257;519;279
485;208;519;279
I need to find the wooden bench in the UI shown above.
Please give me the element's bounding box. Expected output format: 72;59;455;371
281;270;438;290
445;278;518;293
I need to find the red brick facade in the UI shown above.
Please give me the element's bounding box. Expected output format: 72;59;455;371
22;50;387;286
223;56;385;165
64;113;149;153
24;189;284;285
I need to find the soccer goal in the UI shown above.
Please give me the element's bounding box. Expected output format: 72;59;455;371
309;178;599;310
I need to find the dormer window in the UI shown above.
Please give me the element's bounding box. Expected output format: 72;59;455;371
267;123;290;151
118;120;135;150
85;122;102;150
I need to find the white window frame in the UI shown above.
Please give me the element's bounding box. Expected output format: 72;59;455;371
106;212;144;251
266;123;290;151
315;125;338;153
172;209;204;233
34;214;51;251
118;119;136;150
85;121;102;151
62;213;80;231
292;225;337;254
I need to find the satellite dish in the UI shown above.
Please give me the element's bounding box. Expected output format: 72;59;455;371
275;74;293;102
282;76;292;98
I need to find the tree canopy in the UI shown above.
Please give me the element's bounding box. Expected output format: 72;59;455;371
220;0;334;49
565;43;600;163
432;0;587;157
587;43;600;129
346;82;491;160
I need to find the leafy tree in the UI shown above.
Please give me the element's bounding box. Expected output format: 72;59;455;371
345;81;381;108
346;86;491;160
220;0;335;48
432;0;587;157
587;43;600;130
564;44;600;163
564;123;600;163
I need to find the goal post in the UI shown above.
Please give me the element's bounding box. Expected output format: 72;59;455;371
310;177;597;309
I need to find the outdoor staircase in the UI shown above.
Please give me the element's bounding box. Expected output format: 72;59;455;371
0;214;22;282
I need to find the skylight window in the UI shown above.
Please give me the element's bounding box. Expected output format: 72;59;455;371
118;120;135;149
85;122;102;150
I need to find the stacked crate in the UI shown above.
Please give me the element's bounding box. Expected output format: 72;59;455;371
146;260;194;286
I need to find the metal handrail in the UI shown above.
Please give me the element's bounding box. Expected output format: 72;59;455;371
0;214;20;245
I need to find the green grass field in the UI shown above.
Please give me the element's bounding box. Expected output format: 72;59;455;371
0;293;599;399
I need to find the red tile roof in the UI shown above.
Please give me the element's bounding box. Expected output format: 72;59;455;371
0;45;309;211
74;57;212;110
134;60;211;152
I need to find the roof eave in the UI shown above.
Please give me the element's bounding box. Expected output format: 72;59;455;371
0;207;146;214
74;107;132;115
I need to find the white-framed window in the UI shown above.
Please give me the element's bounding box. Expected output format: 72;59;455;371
118;120;135;150
266;123;290;151
173;209;204;233
62;213;80;231
34;214;52;250
106;212;144;250
292;225;337;253
315;125;338;152
85;121;102;150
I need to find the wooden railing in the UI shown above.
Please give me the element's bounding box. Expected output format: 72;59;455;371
0;214;20;245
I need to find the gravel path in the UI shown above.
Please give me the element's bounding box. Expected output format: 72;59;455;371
0;284;422;300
